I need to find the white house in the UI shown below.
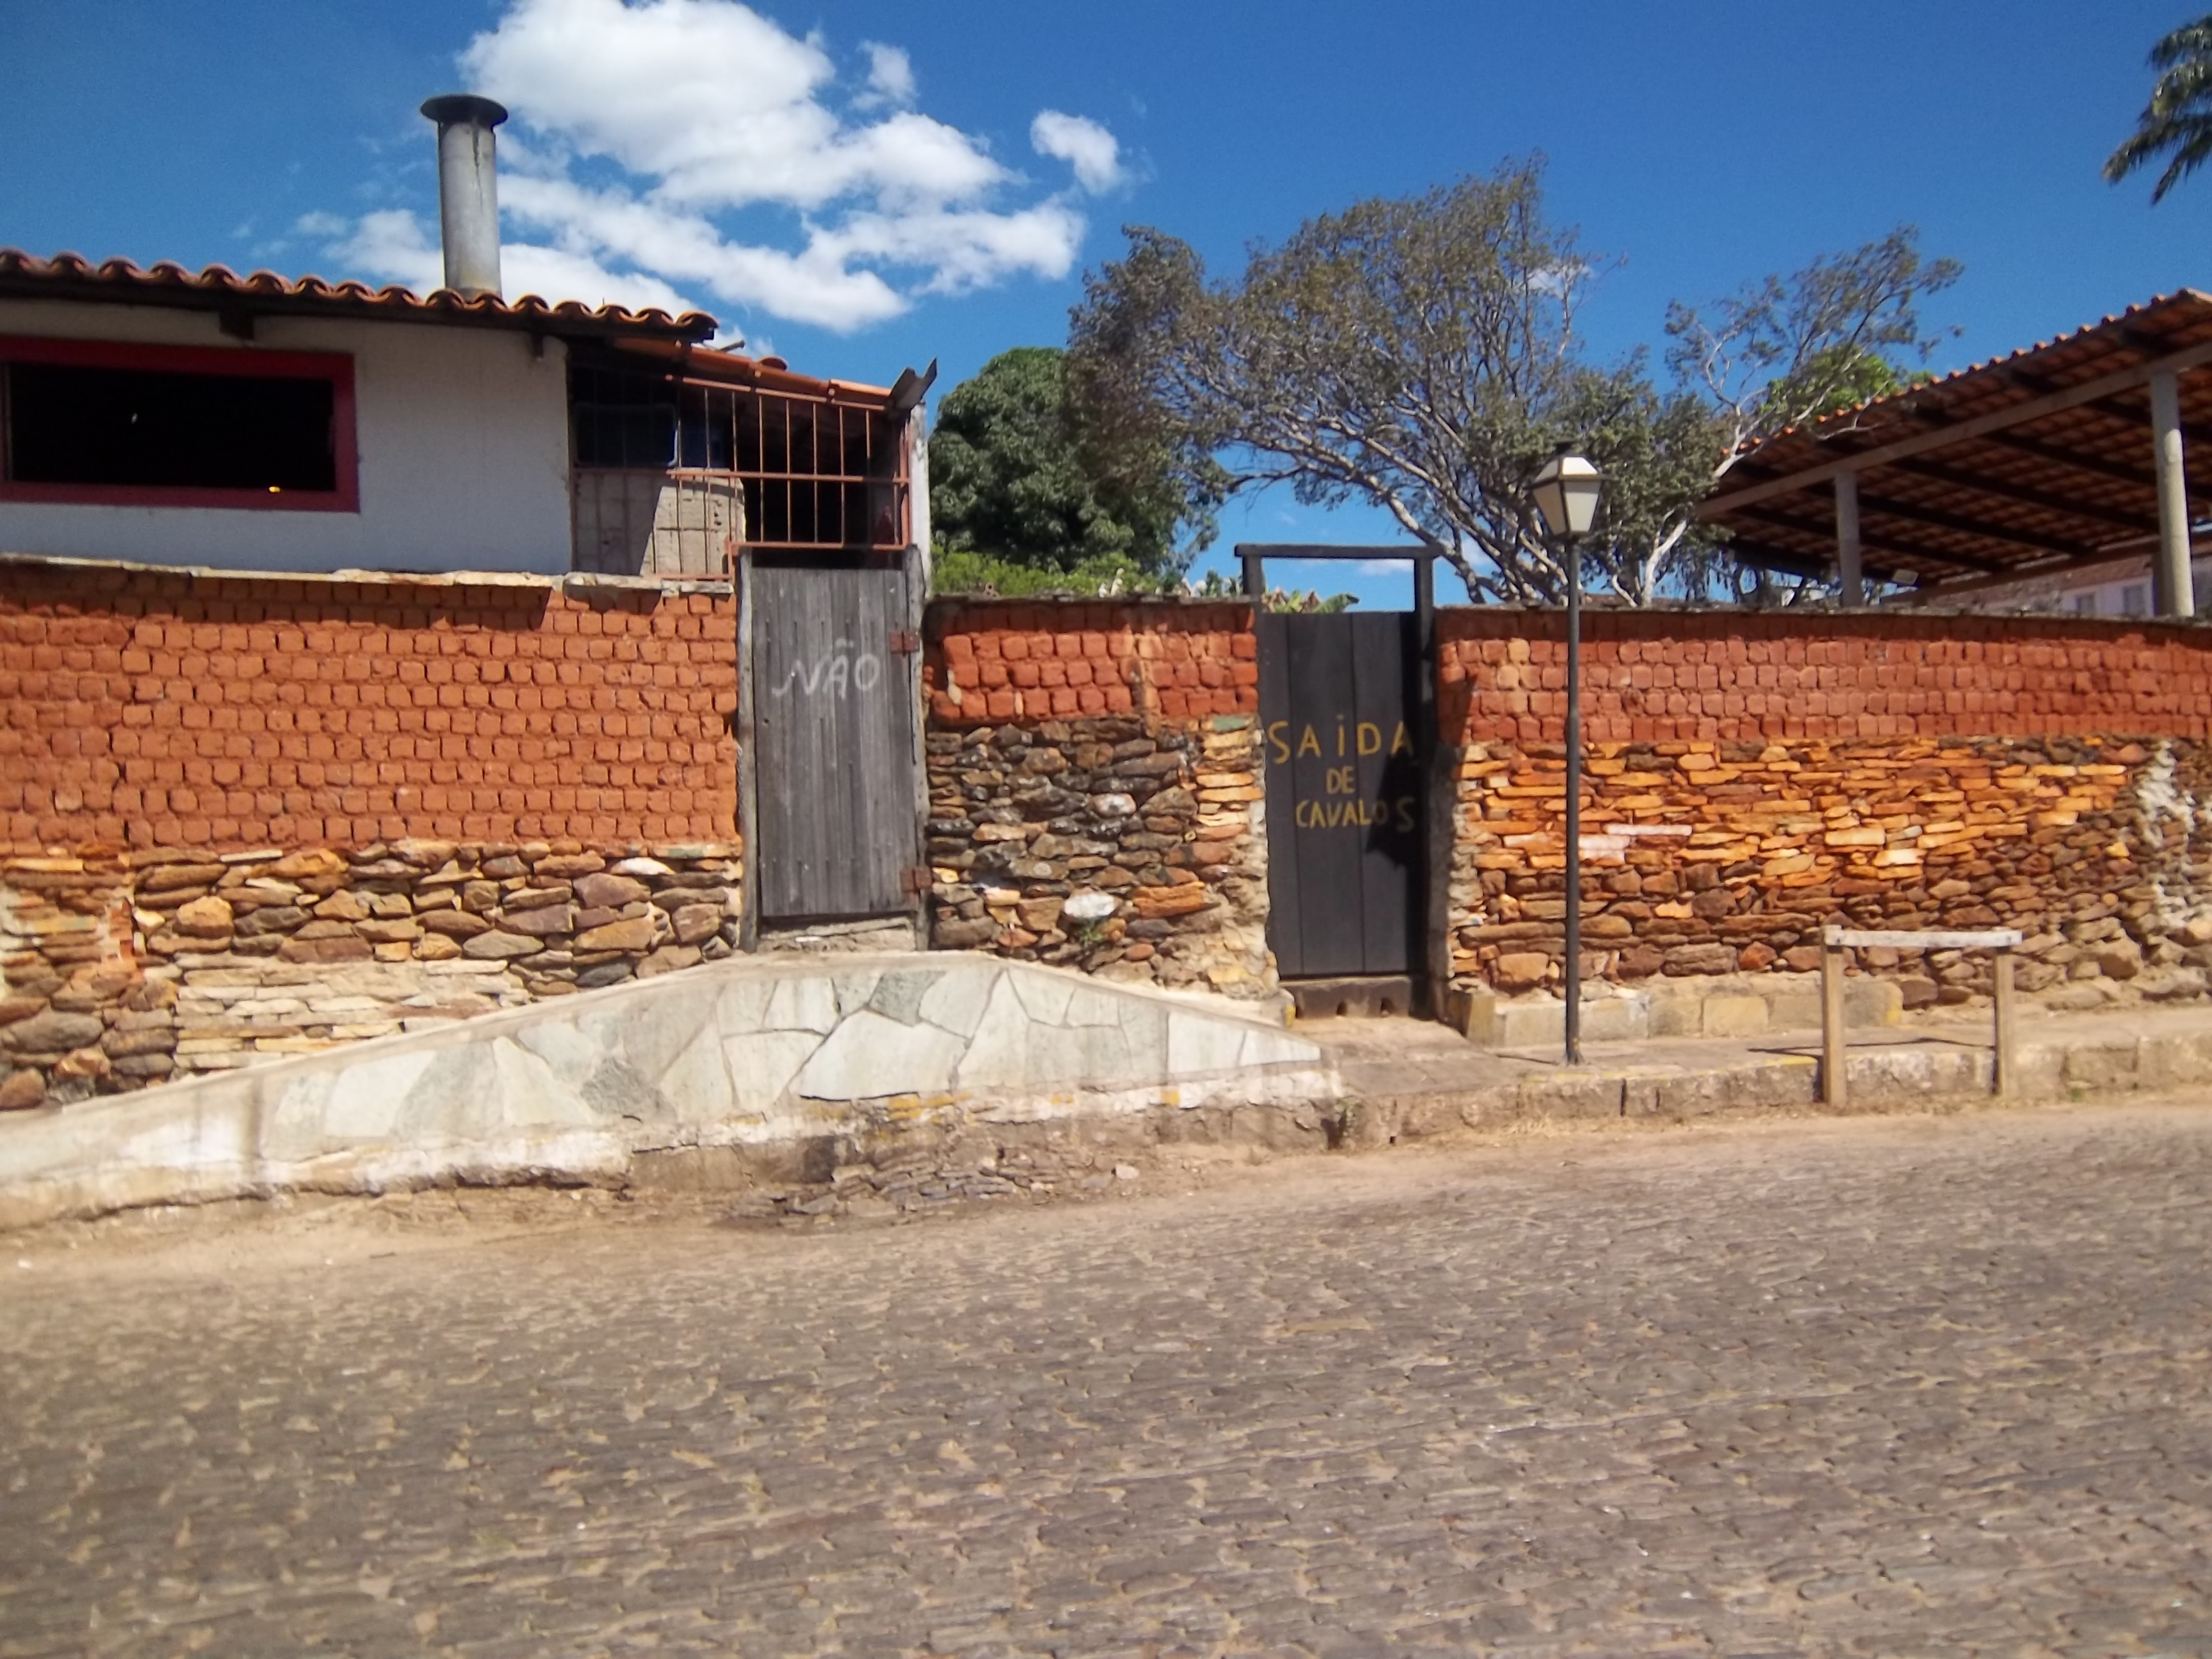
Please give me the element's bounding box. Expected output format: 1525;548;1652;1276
0;96;928;579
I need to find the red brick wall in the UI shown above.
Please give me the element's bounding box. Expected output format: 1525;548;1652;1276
924;600;1257;727
1439;610;2212;746
0;560;739;855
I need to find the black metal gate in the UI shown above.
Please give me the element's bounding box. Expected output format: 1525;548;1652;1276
1257;611;1423;979
749;563;919;920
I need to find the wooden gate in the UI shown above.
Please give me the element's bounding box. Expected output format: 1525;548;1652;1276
749;563;919;920
1257;611;1423;979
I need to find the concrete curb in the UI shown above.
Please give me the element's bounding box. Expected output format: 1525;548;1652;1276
1332;1019;2212;1147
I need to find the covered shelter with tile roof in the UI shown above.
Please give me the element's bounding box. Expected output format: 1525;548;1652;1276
1698;290;2212;617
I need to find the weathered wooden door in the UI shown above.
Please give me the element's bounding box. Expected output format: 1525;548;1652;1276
1257;611;1423;979
750;564;918;920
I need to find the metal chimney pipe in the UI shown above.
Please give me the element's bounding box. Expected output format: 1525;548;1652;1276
418;94;508;299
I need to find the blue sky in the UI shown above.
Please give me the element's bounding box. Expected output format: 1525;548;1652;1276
3;0;2205;606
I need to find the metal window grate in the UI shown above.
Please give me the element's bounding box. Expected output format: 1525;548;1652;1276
568;359;906;566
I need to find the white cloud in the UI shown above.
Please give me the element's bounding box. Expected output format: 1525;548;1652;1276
330;205;707;322
330;210;442;291
1031;110;1126;194
859;42;916;108
304;0;1119;335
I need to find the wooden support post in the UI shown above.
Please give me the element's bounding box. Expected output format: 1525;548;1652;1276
1824;928;2021;1107
1834;471;1863;607
1992;947;2016;1099
2151;370;2196;619
1821;927;1847;1109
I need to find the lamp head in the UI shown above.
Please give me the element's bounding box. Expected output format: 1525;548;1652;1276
1530;450;1602;539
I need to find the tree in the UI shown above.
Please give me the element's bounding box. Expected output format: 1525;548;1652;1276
1661;233;1959;599
928;346;1218;595
1066;162;1959;606
2106;14;2212;203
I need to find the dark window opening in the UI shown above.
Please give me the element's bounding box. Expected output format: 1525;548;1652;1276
568;362;679;469
5;362;337;493
566;352;908;551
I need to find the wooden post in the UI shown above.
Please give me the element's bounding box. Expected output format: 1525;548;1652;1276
1821;926;1847;1109
1835;471;1864;607
2151;370;2195;619
1992;946;2016;1099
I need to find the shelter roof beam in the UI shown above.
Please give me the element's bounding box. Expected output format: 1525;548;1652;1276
1969;427;2197;498
2064;390;2212;456
1702;337;2212;514
1881;457;2155;535
1723;501;1983;572
1857;492;2101;560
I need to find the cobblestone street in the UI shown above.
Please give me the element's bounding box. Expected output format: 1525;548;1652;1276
4;1104;2210;1657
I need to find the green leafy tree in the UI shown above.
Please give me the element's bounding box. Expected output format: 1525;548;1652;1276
928;346;1219;595
1067;162;1958;606
2106;14;2212;202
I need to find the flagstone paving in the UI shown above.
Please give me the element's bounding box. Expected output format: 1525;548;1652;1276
3;1102;2210;1656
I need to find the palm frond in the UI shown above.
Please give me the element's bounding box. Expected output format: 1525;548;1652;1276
2154;126;2212;201
2108;14;2212;199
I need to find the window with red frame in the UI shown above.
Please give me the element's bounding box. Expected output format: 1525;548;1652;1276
0;336;357;512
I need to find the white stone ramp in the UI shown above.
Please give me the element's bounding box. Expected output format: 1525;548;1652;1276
0;954;1333;1228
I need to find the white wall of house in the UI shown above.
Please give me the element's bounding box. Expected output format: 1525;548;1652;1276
0;299;573;574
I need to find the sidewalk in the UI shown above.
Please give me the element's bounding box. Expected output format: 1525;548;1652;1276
1310;999;2212;1144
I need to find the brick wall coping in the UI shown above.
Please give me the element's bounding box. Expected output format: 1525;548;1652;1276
924;594;1258;618
928;590;2212;637
1439;604;2212;639
0;550;731;598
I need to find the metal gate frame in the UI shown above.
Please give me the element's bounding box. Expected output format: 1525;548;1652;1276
735;544;929;944
1239;544;1452;1015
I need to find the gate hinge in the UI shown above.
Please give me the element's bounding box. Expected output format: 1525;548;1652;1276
901;864;934;895
888;627;921;655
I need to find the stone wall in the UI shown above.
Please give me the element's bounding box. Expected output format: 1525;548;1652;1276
920;601;1273;999
16;557;2212;1115
0;556;741;1109
1439;611;2212;1012
0;840;742;1109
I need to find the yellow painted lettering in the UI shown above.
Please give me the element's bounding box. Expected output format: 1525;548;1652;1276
1390;722;1413;756
1297;725;1321;758
1358;722;1382;756
1268;720;1291;765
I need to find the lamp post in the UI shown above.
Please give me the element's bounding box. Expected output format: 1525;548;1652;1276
1529;451;1604;1065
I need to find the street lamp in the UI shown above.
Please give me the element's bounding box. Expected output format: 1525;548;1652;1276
1529;451;1603;1065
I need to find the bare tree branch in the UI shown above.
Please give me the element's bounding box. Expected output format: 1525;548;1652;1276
1069;166;1959;608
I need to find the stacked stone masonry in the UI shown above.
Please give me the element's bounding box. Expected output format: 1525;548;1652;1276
921;602;1272;999
1440;612;2212;1012
0;841;742;1110
0;558;741;1111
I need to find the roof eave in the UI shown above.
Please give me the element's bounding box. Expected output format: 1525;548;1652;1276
0;267;717;346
